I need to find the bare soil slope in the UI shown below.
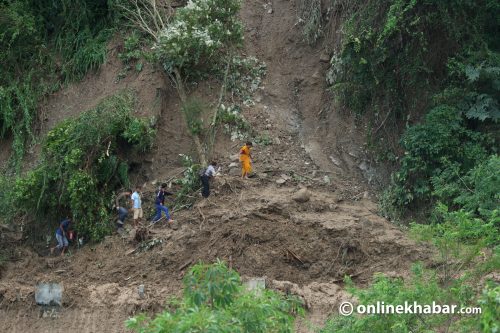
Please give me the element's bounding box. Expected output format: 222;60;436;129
0;1;433;332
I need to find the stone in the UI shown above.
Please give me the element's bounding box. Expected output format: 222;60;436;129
274;137;281;145
276;178;287;185
280;174;292;181
257;173;268;179
320;52;331;63
230;154;239;162
228;162;239;169
323;175;331;185
245;277;266;296
229;167;241;177
329;156;341;167
292;188;311;203
138;284;145;299
35;283;63;306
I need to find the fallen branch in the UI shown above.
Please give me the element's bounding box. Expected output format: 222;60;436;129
179;260;193;271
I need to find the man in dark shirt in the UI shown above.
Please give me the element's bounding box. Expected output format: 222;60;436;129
51;217;72;256
151;183;174;225
115;189;132;230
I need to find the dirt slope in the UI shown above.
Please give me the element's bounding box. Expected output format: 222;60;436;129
0;1;434;332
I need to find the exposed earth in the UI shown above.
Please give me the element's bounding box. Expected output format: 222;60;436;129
0;1;436;332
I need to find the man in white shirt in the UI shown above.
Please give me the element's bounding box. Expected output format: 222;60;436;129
130;186;143;228
200;161;217;198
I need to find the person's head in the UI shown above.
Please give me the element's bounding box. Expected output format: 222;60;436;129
245;141;253;147
160;183;167;190
210;161;217;166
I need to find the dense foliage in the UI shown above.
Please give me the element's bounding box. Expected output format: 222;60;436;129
325;0;499;218
322;1;500;332
0;0;116;169
321;262;499;333
127;261;302;333
6;92;154;241
155;0;244;78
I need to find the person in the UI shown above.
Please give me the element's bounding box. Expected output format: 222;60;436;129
131;186;143;228
51;217;72;256
200;161;217;198
115;189;132;230
239;141;253;179
151;183;174;225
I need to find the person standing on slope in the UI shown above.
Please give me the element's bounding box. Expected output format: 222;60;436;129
50;217;72;256
239;141;253;179
200;161;218;198
115;189;132;231
131;186;143;228
152;183;174;225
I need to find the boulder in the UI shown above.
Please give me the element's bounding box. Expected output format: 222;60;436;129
35;283;63;306
292;188;311;203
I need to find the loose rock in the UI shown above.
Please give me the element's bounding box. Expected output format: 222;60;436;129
292;188;311;203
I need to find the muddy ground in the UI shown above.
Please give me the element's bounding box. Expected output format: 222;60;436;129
0;0;435;332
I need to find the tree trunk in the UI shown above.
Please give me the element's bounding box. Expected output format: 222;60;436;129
172;68;207;166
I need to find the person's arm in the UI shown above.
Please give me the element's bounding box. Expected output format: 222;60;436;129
115;192;124;209
60;222;66;237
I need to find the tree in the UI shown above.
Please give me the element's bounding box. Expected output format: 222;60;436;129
115;0;244;165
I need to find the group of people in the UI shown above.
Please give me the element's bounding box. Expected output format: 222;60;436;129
199;141;253;197
115;184;175;230
50;141;254;256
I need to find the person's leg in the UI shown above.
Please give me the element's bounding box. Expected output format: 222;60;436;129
152;204;162;223
137;208;143;226
201;175;210;197
52;233;63;255
133;208;139;227
159;205;172;222
60;236;69;256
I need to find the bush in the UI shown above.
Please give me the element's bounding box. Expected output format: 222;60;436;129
126;261;303;333
380;105;494;219
155;0;244;77
8;92;155;241
0;0;116;169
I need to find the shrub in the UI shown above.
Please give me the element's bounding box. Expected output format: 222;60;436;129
380;105;494;218
126;261;303;333
155;0;244;77
9;92;155;241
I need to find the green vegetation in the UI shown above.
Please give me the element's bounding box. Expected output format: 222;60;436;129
0;0;116;169
5;92;154;241
127;261;303;333
321;1;500;332
325;0;498;220
117;0;261;166
297;0;323;45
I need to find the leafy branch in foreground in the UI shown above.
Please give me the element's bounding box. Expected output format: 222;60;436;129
127;261;303;333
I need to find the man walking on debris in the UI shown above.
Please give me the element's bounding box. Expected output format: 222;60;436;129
131;186;143;228
50;217;72;256
239;141;253;179
115;189;132;231
200;161;218;198
152;183;174;225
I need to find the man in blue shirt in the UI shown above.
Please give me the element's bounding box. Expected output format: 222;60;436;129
151;183;174;225
131;186;143;228
51;217;72;256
